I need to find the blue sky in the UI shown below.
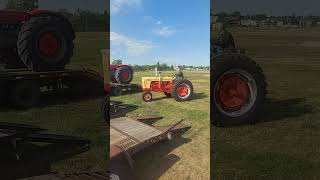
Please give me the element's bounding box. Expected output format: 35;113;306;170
110;0;210;66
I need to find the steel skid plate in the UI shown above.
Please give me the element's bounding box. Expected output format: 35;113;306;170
110;117;162;151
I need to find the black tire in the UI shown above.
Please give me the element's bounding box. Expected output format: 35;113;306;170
171;79;193;102
10;81;40;109
164;92;172;97
111;86;123;96
68;81;89;96
211;53;267;126
142;92;152;102
115;66;133;84
132;84;142;92
101;95;110;121
17;16;75;71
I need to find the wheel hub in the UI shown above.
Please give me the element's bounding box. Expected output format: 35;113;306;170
121;71;129;81
177;83;190;97
218;73;250;111
144;93;152;101
38;31;59;58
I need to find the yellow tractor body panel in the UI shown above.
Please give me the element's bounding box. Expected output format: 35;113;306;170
141;76;174;89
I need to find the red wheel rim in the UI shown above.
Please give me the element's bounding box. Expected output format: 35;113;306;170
144;94;151;101
218;74;250;111
121;71;129;81
177;84;189;97
38;31;59;58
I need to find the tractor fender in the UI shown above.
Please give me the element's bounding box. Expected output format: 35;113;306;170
28;10;75;39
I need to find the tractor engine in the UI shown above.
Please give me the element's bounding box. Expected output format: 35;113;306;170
0;10;75;71
110;64;133;84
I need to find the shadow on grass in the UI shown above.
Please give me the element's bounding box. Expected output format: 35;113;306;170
143;92;207;102
133;137;192;180
192;93;208;100
150;96;169;102
258;97;314;123
0;142;89;180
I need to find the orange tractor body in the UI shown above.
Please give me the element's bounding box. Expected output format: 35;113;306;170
141;75;193;102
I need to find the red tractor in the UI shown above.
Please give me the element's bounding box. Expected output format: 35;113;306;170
141;75;194;102
0;10;75;71
110;64;134;84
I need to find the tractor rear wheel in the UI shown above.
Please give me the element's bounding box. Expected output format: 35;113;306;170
171;79;193;102
115;66;133;84
17;16;74;71
212;54;267;126
111;86;123;96
10;80;40;109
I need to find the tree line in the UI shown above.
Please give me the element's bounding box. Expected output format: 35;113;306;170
214;11;320;27
5;0;109;32
112;59;209;71
60;9;109;32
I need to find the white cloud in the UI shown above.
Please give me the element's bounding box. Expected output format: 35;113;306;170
156;20;162;25
153;26;176;37
111;0;142;14
110;32;155;56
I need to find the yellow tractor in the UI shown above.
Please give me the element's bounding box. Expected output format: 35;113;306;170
141;72;193;102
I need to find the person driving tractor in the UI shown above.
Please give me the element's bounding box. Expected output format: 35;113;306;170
175;68;184;79
212;21;236;55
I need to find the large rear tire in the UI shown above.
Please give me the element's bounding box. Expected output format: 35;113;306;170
17;16;74;71
211;53;267;126
114;66;133;84
171;79;193;102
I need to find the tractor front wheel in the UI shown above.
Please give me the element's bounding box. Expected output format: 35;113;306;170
142;92;152;102
111;86;123;96
10;80;40;109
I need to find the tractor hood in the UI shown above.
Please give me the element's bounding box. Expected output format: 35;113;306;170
0;10;29;22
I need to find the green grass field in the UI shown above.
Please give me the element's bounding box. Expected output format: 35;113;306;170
213;28;320;179
111;71;210;179
0;32;108;179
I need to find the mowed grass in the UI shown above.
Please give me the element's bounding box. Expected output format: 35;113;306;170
213;28;320;179
111;71;210;180
0;32;108;177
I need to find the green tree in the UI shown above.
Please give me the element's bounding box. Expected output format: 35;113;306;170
112;59;123;64
5;0;16;9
